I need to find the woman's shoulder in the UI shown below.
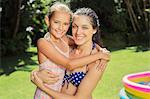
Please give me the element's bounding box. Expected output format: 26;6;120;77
94;43;105;53
91;44;99;56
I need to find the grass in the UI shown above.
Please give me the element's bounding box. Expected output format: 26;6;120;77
0;47;150;99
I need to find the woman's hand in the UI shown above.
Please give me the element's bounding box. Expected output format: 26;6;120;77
31;71;45;89
37;69;59;85
31;69;59;85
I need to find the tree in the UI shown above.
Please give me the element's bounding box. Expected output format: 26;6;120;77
1;0;29;56
124;0;150;48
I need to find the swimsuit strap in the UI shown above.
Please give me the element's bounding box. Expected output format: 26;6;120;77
45;33;69;57
92;42;96;50
60;38;69;48
60;38;70;56
44;32;69;55
86;42;96;71
44;32;50;41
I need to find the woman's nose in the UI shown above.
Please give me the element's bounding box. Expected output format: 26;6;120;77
76;28;82;34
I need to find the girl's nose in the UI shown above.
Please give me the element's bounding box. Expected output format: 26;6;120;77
58;24;63;30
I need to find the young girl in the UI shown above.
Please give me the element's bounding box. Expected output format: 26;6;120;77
32;7;110;99
34;2;110;99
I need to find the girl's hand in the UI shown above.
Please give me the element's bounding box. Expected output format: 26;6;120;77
98;50;111;61
98;48;110;71
96;59;108;71
95;44;111;61
95;45;110;71
37;69;59;85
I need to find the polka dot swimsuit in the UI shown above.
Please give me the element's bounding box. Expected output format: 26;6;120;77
63;71;86;87
63;42;96;87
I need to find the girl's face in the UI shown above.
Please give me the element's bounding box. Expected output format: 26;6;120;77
49;11;70;39
72;15;96;45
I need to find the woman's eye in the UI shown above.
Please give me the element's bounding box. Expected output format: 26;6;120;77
72;25;76;28
64;23;69;26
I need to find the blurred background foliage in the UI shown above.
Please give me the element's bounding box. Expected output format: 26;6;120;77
0;0;150;55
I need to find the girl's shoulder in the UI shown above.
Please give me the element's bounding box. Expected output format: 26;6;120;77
37;38;53;47
37;38;48;44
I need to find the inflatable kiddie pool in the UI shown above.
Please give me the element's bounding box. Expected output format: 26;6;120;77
120;71;150;99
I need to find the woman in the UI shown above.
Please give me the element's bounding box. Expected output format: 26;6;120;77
32;7;110;99
34;2;110;99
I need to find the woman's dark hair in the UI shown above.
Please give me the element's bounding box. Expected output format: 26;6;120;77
74;8;103;46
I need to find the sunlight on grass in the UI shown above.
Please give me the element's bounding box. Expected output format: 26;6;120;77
0;47;150;99
0;71;36;99
27;46;37;52
93;48;150;99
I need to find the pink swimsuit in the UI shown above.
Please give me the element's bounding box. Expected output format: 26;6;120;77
34;34;69;99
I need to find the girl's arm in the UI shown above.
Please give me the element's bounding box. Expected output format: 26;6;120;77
31;60;107;99
37;38;110;70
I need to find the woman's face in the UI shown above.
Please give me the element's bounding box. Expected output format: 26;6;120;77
49;11;70;39
72;15;96;45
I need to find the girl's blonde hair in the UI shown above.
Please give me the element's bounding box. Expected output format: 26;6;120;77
47;2;72;19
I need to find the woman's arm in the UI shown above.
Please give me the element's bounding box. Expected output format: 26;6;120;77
37;69;59;84
37;38;110;70
31;71;77;99
75;60;107;98
31;60;107;99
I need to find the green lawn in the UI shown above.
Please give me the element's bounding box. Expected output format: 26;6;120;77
0;47;150;99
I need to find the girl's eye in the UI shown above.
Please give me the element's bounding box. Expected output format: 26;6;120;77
82;27;88;29
54;21;59;23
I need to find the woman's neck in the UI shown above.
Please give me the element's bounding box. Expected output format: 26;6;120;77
76;40;93;55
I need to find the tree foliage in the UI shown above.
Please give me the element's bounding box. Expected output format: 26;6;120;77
1;0;29;56
1;0;51;56
70;0;150;49
1;0;149;56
